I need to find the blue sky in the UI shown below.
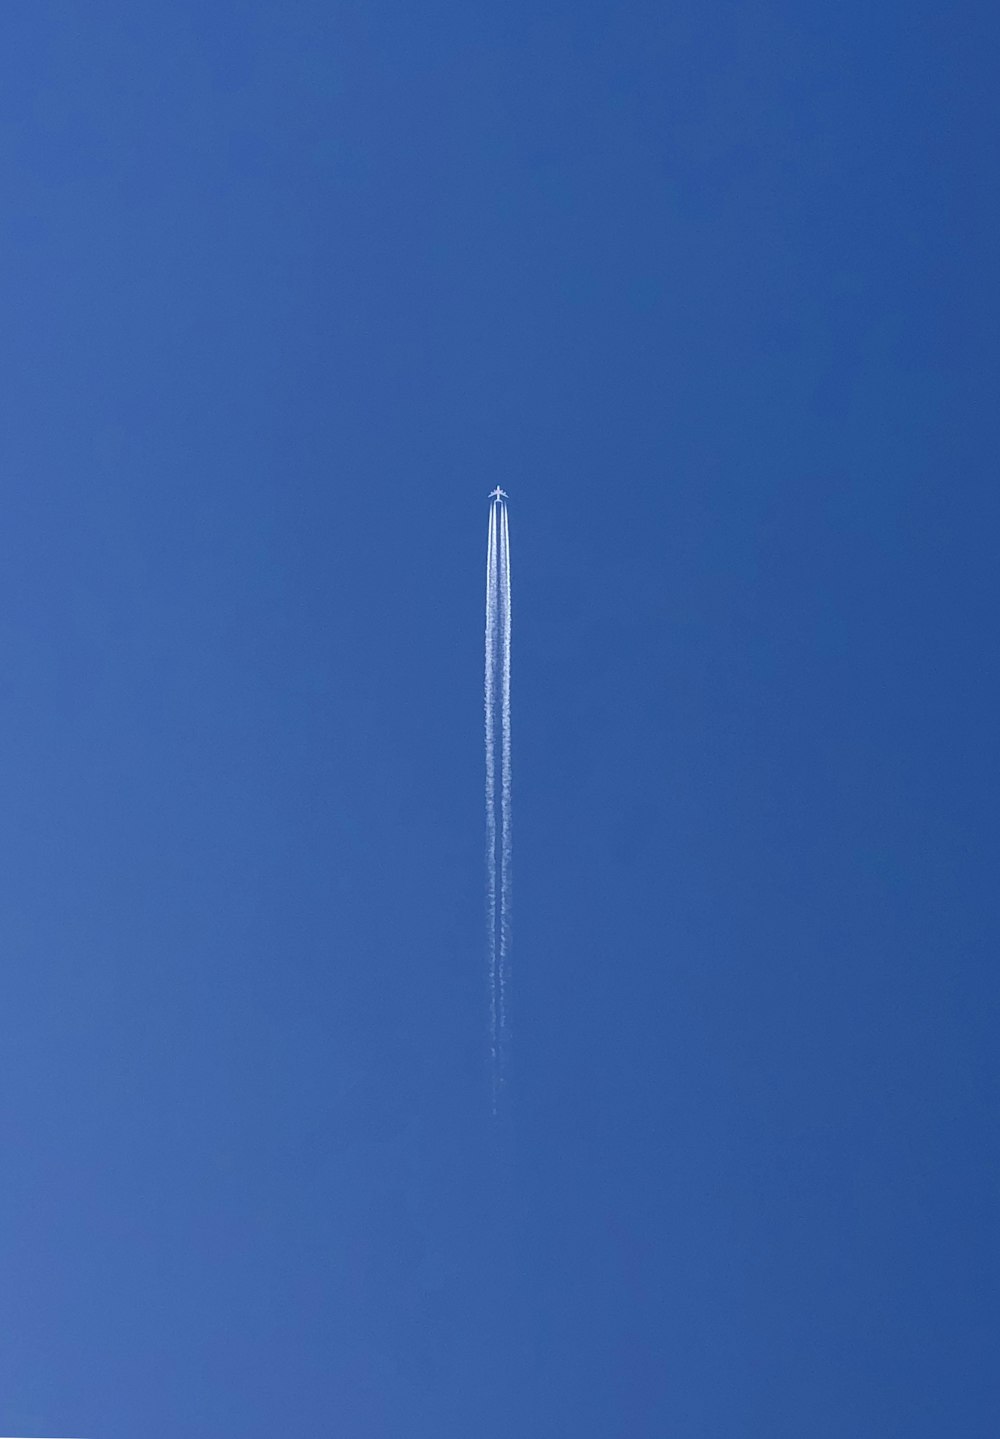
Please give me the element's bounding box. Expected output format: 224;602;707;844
0;2;997;1435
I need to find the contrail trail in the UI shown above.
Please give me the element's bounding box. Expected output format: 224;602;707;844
485;502;498;1085
485;489;511;1110
499;501;512;1071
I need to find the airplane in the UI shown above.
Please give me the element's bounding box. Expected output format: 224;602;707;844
489;487;508;503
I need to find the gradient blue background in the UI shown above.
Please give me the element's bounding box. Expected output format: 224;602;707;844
1;2;997;1435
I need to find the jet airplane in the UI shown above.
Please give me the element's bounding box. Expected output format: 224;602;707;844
489;487;508;503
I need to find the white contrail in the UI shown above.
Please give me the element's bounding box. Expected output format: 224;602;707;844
499;501;512;1075
485;492;511;1111
485;503;498;1084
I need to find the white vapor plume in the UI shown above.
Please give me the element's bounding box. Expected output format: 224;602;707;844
485;492;512;1110
485;503;498;1079
499;501;512;1062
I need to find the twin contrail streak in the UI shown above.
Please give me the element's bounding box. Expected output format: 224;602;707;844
485;491;512;1110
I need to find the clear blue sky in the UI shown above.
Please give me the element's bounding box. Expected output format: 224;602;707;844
1;2;997;1435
